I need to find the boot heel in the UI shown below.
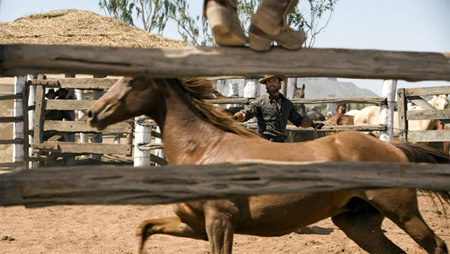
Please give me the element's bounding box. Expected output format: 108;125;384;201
206;4;231;38
249;32;272;51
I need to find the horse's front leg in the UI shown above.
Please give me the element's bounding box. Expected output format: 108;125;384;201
205;209;235;254
136;216;207;254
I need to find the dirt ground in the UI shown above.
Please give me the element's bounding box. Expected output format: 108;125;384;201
0;194;448;254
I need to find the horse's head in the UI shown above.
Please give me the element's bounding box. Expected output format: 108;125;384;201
87;77;160;130
293;83;305;99
430;94;449;109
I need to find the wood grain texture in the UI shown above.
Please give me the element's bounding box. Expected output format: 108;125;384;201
397;88;408;140
242;123;386;132
405;86;450;96
0;116;23;123
33;142;131;155
1;44;449;81
209;97;386;105
44;120;131;133
0;94;22;100
33;85;45;145
0;138;24;145
407;109;450;120
45;100;95;110
0;161;449;207
30;78;119;90
407;130;450;142
409;97;437;111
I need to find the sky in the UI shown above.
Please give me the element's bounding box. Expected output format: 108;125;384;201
0;0;449;96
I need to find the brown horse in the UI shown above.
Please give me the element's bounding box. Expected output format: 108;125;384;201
87;77;449;254
321;113;355;136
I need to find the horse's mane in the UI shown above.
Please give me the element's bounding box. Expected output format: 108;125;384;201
173;77;258;137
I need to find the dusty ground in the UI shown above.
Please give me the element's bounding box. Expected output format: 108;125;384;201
0;194;448;254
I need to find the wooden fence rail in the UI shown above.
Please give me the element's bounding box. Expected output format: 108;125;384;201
0;116;23;123
0;161;449;207
209;97;386;105
0;138;24;145
243;123;386;132
33;142;132;155
0;94;22;100
30;78;119;90
43;120;131;133
1;44;449;81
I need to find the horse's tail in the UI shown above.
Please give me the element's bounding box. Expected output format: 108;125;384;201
392;142;450;164
392;142;450;206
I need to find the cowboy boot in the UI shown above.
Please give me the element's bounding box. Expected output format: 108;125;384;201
204;0;247;46
249;0;306;51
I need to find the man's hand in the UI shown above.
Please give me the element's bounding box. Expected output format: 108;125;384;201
234;112;246;122
312;121;324;129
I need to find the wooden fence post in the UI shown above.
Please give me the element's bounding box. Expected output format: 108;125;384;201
244;79;258;99
91;89;104;161
134;116;151;167
326;94;335;116
75;89;88;143
379;80;397;142
154;126;164;165
26;74;37;168
397;88;408;141
12;76;27;170
32;82;46;167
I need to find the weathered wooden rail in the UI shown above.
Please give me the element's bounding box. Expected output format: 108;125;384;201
242;123;386;132
209;97;386;105
1;44;449;81
0;161;448;207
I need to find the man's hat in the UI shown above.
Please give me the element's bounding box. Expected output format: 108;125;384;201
259;74;285;84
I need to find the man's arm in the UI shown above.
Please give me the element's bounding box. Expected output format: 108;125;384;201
289;104;322;129
234;101;259;122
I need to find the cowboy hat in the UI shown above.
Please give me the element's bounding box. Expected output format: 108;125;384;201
259;74;285;84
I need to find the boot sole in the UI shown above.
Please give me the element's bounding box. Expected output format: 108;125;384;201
249;32;272;51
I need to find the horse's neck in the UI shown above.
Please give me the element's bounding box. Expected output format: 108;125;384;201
157;86;227;165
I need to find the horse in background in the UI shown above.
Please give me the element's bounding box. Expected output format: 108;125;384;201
293;84;326;121
319;104;354;136
354;95;449;138
87;77;449;254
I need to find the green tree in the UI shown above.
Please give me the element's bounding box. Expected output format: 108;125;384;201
167;0;214;46
99;0;173;34
99;0;337;47
238;0;338;47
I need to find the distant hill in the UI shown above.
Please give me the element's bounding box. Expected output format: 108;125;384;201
214;78;379;99
298;78;379;98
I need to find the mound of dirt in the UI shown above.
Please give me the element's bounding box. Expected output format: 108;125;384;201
0;9;188;48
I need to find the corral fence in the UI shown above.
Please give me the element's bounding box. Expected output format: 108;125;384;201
0;76;30;170
3;73;391;169
397;86;450;143
0;44;449;206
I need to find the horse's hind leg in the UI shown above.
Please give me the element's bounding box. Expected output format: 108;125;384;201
332;200;405;253
136;216;207;254
205;209;235;254
366;189;448;253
